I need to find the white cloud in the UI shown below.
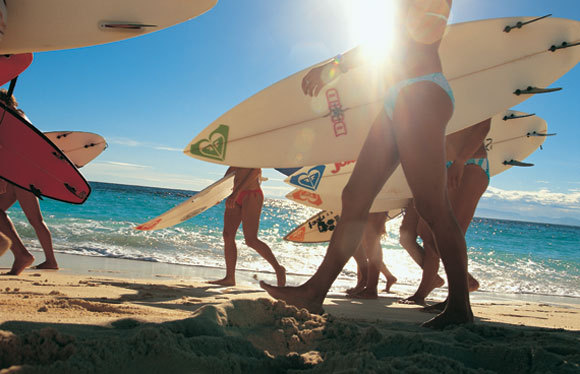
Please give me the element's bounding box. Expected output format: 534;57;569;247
100;161;150;169
483;186;580;210
109;137;181;152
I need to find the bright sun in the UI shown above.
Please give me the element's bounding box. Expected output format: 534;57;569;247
347;0;398;63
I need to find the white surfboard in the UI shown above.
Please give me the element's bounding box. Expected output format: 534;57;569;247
286;110;549;212
185;16;579;168
0;0;217;54
44;131;108;168
284;208;404;243
134;172;235;231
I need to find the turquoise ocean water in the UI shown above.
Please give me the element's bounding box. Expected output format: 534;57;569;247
6;182;580;302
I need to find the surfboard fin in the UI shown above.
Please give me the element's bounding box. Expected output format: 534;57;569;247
514;86;562;96
503;113;535;121
503;14;551;33
549;41;580;52
99;23;158;31
29;185;43;200
503;160;534;167
527;131;556;137
51;151;66;161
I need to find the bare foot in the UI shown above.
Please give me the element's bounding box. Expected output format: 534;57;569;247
422;305;474;329
208;277;235;286
260;281;324;314
34;261;59;270
422;300;447;313
6;253;35;275
468;274;480;292
399;294;426;305
347;287;378;299
346;282;365;296
276;266;286;287
384;275;398;293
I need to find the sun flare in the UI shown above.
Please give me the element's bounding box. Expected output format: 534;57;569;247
347;0;398;63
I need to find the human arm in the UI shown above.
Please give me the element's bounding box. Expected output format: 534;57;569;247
301;46;367;97
446;118;491;189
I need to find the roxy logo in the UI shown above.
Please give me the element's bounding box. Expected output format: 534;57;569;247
326;89;347;137
331;160;355;174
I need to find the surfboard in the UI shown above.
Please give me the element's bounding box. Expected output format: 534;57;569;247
0;103;91;204
0;0;217;54
286;110;548;212
0;53;33;86
284;208;404;243
44;131;108;168
185;16;579;168
135;172;235;231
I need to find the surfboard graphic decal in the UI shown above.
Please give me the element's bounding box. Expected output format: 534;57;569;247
291;190;323;206
190;124;228;161
326;89;347;137
289;165;325;191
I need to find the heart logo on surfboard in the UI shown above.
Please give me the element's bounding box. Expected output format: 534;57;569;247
289;165;325;191
190;125;229;161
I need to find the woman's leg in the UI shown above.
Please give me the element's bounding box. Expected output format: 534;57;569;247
400;221;442;305
449;165;489;292
261;109;401;313
241;193;286;286
14;188;57;269
0;185;35;275
399;203;425;267
346;243;368;295
209;203;242;286
391;81;472;327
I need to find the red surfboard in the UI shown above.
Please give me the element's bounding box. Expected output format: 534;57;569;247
0;53;33;86
0;102;91;204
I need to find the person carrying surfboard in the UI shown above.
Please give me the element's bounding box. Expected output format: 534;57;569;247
261;0;473;328
0;89;59;275
209;167;286;287
399;118;491;306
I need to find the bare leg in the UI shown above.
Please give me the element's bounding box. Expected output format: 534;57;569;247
390;82;472;328
0;232;10;257
241;193;286;286
0;187;35;275
399;204;425;267
13;188;58;269
380;262;398;293
449;165;488;292
208;203;242;286
400;227;442;305
346;244;368;295
261;110;400;314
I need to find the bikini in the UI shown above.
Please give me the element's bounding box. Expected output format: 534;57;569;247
383;6;454;120
446;158;490;181
235;189;263;206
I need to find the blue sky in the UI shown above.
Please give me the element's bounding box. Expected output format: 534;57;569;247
4;0;580;224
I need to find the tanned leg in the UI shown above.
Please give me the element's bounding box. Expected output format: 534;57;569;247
391;81;472;328
0;186;34;275
241;193;286;286
208;203;242;286
14;188;58;270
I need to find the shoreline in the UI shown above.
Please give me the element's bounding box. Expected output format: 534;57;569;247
2;250;578;308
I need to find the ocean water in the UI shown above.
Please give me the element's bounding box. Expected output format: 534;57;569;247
6;182;580;301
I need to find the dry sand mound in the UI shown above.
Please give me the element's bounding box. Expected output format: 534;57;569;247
0;298;579;373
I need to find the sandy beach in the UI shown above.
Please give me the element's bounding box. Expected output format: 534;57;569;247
0;252;578;373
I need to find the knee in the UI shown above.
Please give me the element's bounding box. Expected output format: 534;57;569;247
413;197;448;229
399;230;417;248
244;236;261;248
223;229;236;242
341;184;368;216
